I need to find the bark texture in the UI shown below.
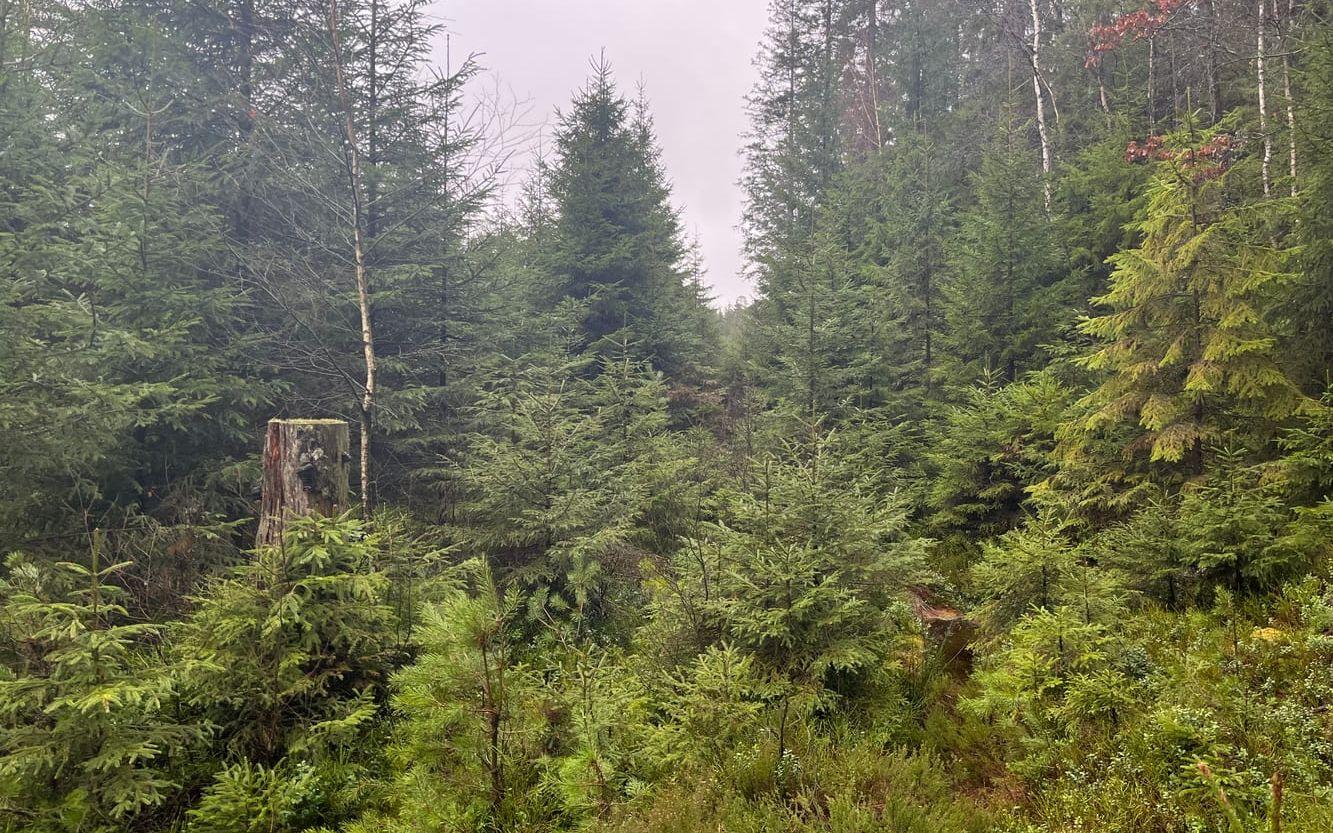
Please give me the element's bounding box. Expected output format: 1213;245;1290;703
256;418;350;548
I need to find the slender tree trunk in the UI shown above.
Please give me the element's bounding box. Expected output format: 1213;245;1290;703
1258;0;1272;196
139;96;154;273
439;33;452;398
1097;60;1112;124
1202;0;1223;122
807;273;817;415
327;0;378;509
1029;0;1053;211
1170;30;1180;124
367;0;379;239
1270;771;1284;833
785;0;797;234
1003;63;1018;381
1279;0;1297;195
922;148;935;386
480;641;504;814
234;0;255;255
1147;34;1157;128
865;0;883;147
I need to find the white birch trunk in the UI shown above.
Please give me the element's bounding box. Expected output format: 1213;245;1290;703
1029;0;1053;211
1279;0;1297;195
1258;0;1272;196
327;0;378;508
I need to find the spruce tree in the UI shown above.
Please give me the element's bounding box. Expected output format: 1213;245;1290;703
1181;446;1309;594
173;514;397;764
542;61;712;377
696;427;933;779
926;369;1072;536
943;116;1063;386
1288;26;1333;390
0;548;201;829
1077;127;1303;468
0;0;258;544
841;135;959;401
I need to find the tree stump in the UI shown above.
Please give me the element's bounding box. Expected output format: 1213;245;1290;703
256;419;350;548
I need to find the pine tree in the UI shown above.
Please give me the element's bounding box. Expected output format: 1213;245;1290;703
346;559;547;831
742;0;845;274
1055;131;1153;306
173;514;397;764
742;1;851;414
542;61;713;377
185;759;326;833
964;607;1126;739
587;343;699;556
0;546;201;829
943;116;1063;385
750;211;882;415
455;347;611;620
1077;127;1303;468
642;645;766;777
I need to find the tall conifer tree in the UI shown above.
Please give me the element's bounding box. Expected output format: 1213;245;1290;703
543;61;713;378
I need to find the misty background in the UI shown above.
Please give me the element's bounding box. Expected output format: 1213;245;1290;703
432;0;769;306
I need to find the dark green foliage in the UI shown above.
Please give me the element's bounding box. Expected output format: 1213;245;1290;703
173;514;398;764
0;1;260;545
838;134;958;400
0;550;202;831
3;0;1333;831
542;63;717;377
926;370;1073;536
451;339;692;632
942;118;1064;385
1180;447;1319;595
1289;24;1333;389
1092;494;1193;606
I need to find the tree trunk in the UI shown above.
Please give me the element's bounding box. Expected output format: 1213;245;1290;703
257;419;350;548
1029;0;1053;211
1278;0;1297;195
327;0;378;510
864;0;883;146
1097;61;1112;125
1202;0;1223;123
1147;34;1156;128
234;0;255;256
1258;0;1272;196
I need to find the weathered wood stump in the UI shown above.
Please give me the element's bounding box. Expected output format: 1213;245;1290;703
256;418;350;548
910;588;977;674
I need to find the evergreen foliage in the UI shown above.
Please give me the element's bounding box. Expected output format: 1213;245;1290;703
173;514;397;764
2;0;1333;831
0;551;201;831
1077;127;1304;466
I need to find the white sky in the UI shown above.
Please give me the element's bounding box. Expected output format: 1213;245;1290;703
431;0;770;306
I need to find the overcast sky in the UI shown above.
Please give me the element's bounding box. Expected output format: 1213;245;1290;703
431;0;770;306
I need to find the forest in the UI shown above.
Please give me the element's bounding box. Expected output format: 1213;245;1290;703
1;0;1332;830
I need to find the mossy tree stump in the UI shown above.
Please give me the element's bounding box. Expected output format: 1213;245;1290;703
256;419;350;548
